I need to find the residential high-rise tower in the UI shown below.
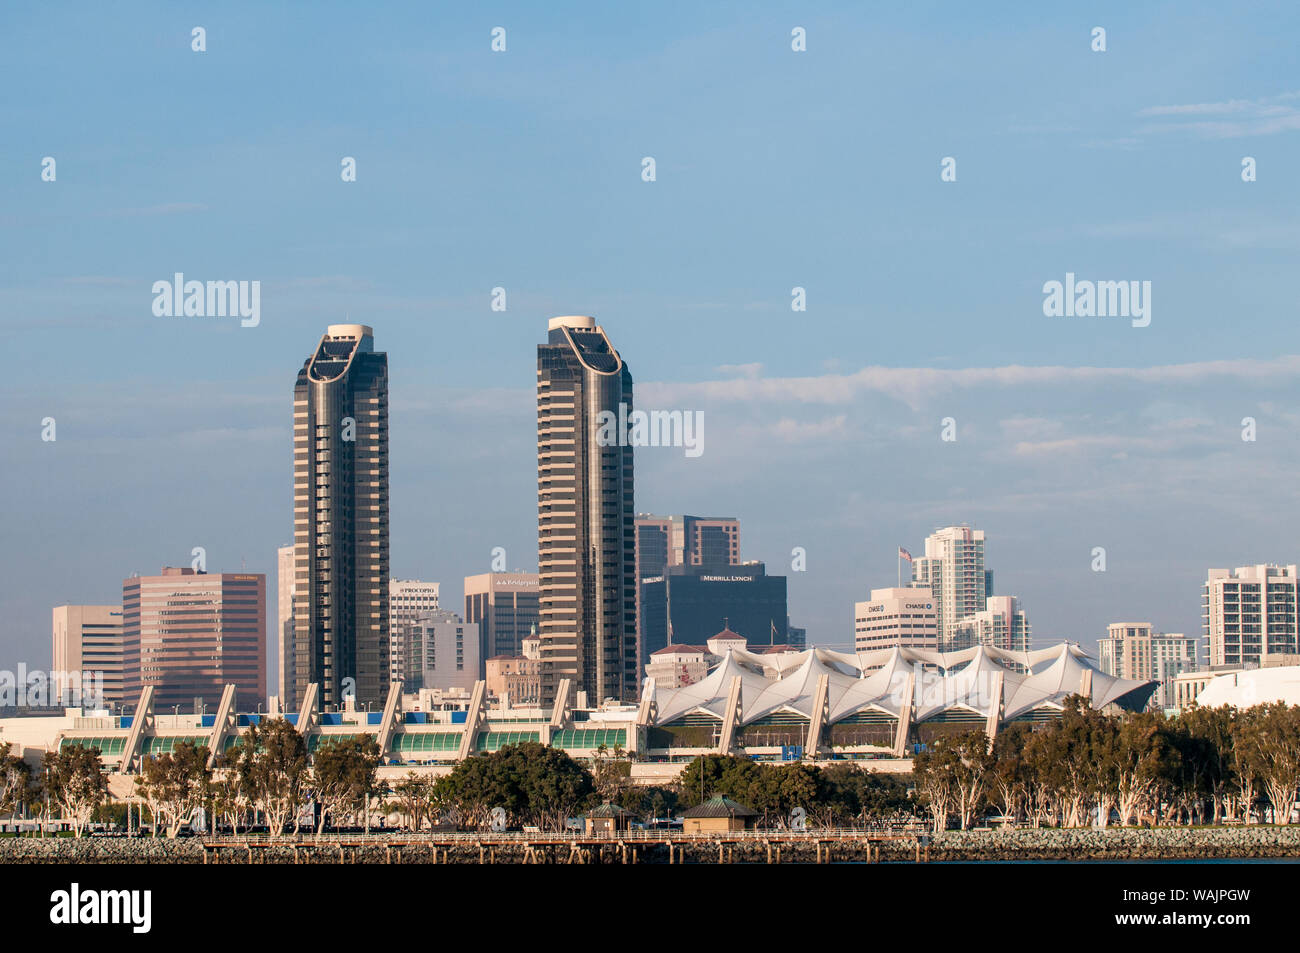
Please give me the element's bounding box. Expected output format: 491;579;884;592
912;525;988;649
536;316;636;706
292;324;390;709
1204;565;1300;668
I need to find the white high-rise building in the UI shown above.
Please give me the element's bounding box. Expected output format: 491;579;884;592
1099;622;1198;710
276;544;294;704
952;595;1031;653
1204;565;1300;668
912;526;987;648
854;587;938;655
389;580;441;684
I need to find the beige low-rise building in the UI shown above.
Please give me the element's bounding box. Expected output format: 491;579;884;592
682;795;756;833
646;645;713;687
485;652;541;706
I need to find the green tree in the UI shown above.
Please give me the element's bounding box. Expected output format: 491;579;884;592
590;743;633;803
392;772;436;831
229;718;309;835
134;741;212;837
1113;712;1176;827
441;742;594;832
211;744;251;834
41;744;108;837
990;724;1032;825
1177;705;1234;823
913;743;956;833
677;755;762;810
1238;703;1300;824
1231;706;1266;824
311;736;383;833
0;742;32;820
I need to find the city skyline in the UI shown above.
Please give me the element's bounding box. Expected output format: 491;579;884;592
6;2;1300;677
34;309;1300;699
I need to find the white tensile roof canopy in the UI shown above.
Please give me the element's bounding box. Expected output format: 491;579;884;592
646;642;1156;732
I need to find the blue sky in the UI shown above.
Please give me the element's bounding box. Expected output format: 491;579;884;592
3;1;1300;675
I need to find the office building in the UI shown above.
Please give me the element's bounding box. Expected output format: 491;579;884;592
122;567;265;711
1204;565;1300;669
390;580;440;684
484;634;541;706
854;587;939;654
911;525;987;648
634;515;740;576
536;315;636;706
276;544;294;705
951;595;1031;653
1099;622;1198;710
51;605;124;709
407;609;479;693
464;572;539;676
639;562;788;657
635;514;740;669
645;644;713;688
292;323;390;709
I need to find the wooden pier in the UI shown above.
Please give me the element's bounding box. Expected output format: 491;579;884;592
198;829;932;865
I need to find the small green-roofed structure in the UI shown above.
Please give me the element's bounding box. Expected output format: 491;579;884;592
584;801;635;835
682;795;757;833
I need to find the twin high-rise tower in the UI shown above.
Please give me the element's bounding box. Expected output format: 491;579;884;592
289;316;637;713
536;316;637;706
291;324;390;710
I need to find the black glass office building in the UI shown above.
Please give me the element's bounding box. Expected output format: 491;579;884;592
640;562;788;657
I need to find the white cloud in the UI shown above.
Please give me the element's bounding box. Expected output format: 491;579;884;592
641;355;1300;411
1137;92;1300;138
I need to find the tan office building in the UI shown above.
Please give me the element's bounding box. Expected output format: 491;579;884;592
51;605;124;709
122;568;266;711
485;635;542;707
855;587;939;654
465;572;539;678
276;543;294;705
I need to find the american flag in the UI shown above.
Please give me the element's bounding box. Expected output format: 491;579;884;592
898;547;913;562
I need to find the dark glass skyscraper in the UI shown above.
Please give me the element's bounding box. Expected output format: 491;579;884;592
292;324;390;709
536;316;636;706
634;514;740;669
639;561;787;656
